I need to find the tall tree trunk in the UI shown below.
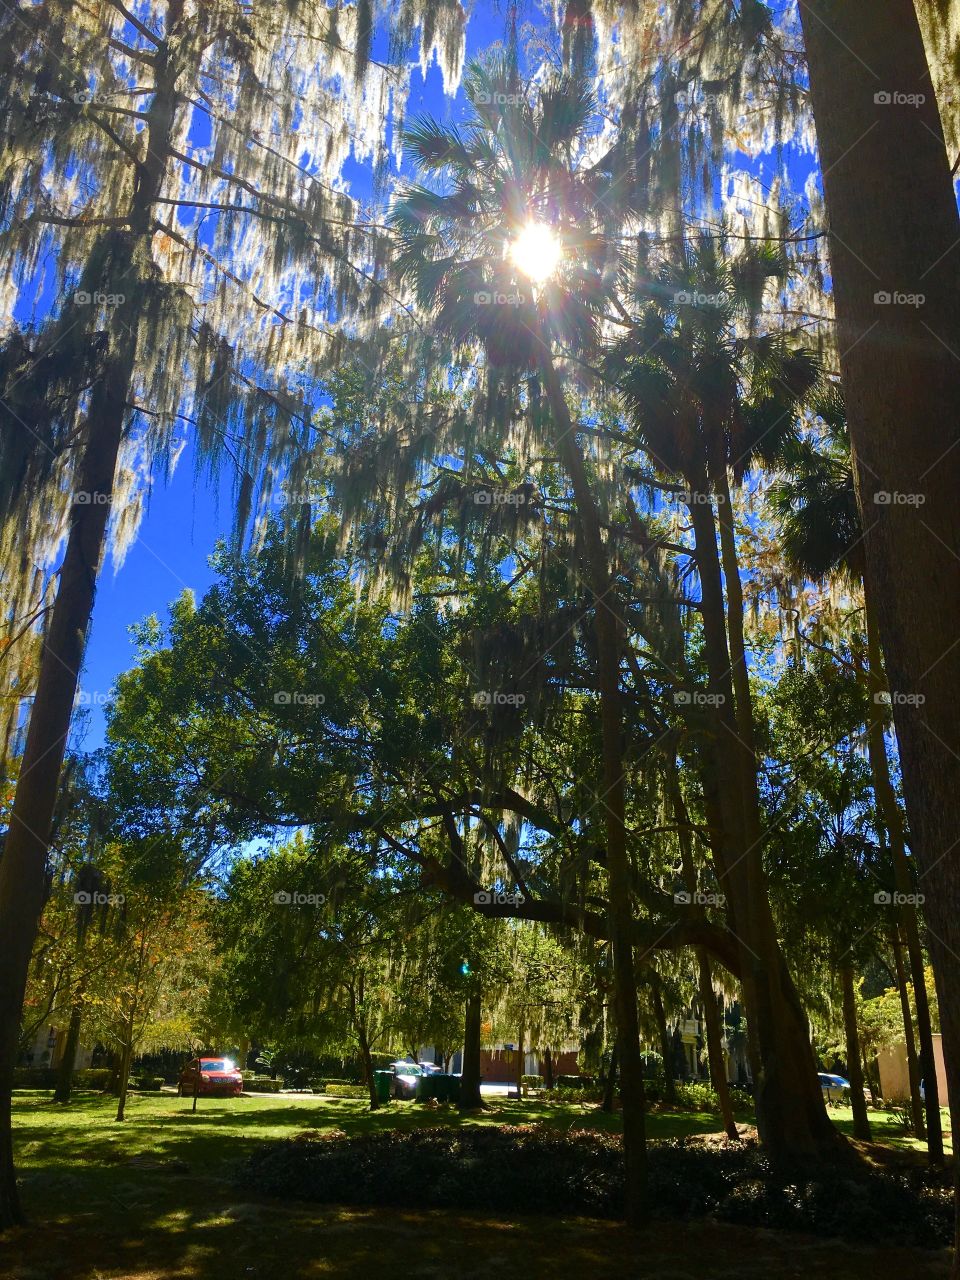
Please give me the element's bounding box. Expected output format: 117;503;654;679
671;769;738;1139
459;991;483;1111
698;952;739;1140
798;4;960;1260
515;1021;525;1097
52;1001;83;1105
350;979;379;1113
601;1041;619;1113
0;2;186;1227
862;592;943;1160
840;964;872;1141
688;487;835;1157
892;930;926;1137
863;1049;881;1108
543;1045;554;1090
538;346;647;1224
649;976;677;1104
114;1037;134;1124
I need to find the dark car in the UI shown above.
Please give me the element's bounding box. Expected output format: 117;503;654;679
178;1056;243;1097
388;1061;424;1099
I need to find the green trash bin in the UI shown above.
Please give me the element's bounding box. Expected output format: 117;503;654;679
374;1070;393;1104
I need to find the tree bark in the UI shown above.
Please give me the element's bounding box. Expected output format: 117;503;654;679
688;486;835;1157
892;930;926;1137
798;3;960;1258
0;0;187;1227
862;592;943;1160
543;1045;554;1090
52;1002;83;1105
515;1021;525;1097
459;991;483;1110
539;344;647;1224
698;951;739;1140
649;976;677;1104
601;1041;619;1113
840;964;872;1141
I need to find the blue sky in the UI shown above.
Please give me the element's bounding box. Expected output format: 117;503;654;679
72;4;514;751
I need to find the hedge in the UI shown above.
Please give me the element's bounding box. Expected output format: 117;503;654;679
245;1076;285;1093
12;1067;112;1090
245;1126;954;1249
316;1083;368;1098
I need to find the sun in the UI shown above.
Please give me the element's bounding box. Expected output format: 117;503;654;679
509;222;563;285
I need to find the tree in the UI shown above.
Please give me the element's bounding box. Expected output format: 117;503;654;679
796;2;960;1228
0;0;465;1225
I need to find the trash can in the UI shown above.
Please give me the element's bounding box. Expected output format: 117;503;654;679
374;1070;393;1104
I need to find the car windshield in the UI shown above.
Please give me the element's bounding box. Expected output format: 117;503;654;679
394;1063;421;1075
201;1059;233;1072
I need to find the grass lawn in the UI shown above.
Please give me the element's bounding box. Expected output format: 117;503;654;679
2;1089;953;1279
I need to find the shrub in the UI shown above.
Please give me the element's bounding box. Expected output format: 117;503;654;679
310;1077;361;1091
131;1076;164;1092
12;1066;112;1091
244;1127;953;1249
246;1076;284;1093
521;1074;543;1088
317;1083;368;1098
672;1081;719;1111
556;1074;595;1088
545;1085;603;1104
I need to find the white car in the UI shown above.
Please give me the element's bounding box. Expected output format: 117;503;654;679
818;1072;849;1103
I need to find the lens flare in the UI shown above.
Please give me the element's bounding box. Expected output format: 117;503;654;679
509;222;563;284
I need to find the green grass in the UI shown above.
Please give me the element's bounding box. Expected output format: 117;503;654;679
2;1089;953;1279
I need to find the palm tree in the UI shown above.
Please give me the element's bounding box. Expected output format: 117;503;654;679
390;58;650;1221
769;391;945;1161
607;236;839;1157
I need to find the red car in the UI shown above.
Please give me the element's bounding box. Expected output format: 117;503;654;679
178;1056;243;1097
